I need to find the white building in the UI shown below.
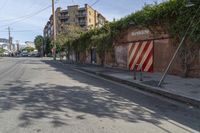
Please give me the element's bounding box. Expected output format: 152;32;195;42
0;38;18;52
25;41;35;48
0;38;10;51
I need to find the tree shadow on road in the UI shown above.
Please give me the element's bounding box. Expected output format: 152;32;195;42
0;60;199;133
0;82;162;128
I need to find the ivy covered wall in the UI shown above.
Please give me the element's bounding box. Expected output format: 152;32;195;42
72;0;200;51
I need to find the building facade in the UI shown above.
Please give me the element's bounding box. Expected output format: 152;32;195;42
75;25;200;78
25;41;35;48
0;38;9;51
43;4;107;39
0;38;18;54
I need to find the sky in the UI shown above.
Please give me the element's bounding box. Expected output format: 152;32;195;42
0;0;164;44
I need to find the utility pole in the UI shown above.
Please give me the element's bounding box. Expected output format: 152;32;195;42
52;0;57;60
16;40;19;52
8;27;11;51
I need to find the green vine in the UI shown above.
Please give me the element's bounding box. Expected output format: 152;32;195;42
72;0;200;54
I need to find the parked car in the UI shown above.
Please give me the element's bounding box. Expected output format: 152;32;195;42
35;52;40;57
21;51;28;57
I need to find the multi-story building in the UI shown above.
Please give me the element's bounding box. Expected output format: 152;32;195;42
43;4;107;39
0;38;17;53
0;38;9;51
0;38;8;46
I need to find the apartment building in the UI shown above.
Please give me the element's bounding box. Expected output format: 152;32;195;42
44;4;107;38
0;38;16;52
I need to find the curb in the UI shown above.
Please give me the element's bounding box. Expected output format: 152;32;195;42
56;60;200;108
78;67;200;108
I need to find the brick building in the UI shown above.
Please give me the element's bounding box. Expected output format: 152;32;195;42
43;4;107;39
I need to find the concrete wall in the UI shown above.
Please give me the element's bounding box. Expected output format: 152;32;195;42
113;26;200;77
77;26;200;77
104;51;115;66
153;39;184;74
114;45;128;68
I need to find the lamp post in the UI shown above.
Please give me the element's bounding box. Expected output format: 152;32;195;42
158;0;197;87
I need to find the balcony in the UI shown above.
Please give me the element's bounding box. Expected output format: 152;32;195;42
79;21;87;26
60;15;69;19
76;13;87;17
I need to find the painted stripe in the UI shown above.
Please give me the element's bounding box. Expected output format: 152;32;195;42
144;56;153;72
128;42;142;69
128;40;153;72
129;42;142;70
140;41;153;70
128;43;134;57
131;42;147;70
136;41;151;70
128;43;138;64
142;48;153;72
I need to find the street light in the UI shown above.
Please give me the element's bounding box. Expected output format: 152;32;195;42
158;0;197;87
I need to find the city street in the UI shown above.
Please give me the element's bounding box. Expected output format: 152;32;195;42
0;57;200;133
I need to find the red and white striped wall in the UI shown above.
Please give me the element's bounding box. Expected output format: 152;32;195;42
128;41;154;72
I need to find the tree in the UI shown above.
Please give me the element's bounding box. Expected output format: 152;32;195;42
0;48;5;55
55;24;83;60
34;35;44;52
44;37;52;56
22;47;35;52
72;0;200;73
0;48;5;56
91;33;112;65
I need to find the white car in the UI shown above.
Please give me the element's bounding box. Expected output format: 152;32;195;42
3;51;9;56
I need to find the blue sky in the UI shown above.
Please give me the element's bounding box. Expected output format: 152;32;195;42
0;0;164;43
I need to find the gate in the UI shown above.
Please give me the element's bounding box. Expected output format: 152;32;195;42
128;40;154;72
91;48;97;64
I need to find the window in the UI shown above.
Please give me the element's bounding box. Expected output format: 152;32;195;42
89;18;91;23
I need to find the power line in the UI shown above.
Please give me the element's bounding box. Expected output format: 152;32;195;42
0;0;52;22
91;0;100;6
1;5;51;22
0;4;53;27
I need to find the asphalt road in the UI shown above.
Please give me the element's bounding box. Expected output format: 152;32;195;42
0;57;200;133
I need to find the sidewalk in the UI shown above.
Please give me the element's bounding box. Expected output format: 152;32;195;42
60;61;200;107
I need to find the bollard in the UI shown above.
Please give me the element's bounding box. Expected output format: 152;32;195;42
132;64;143;81
133;67;136;80
139;64;143;81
